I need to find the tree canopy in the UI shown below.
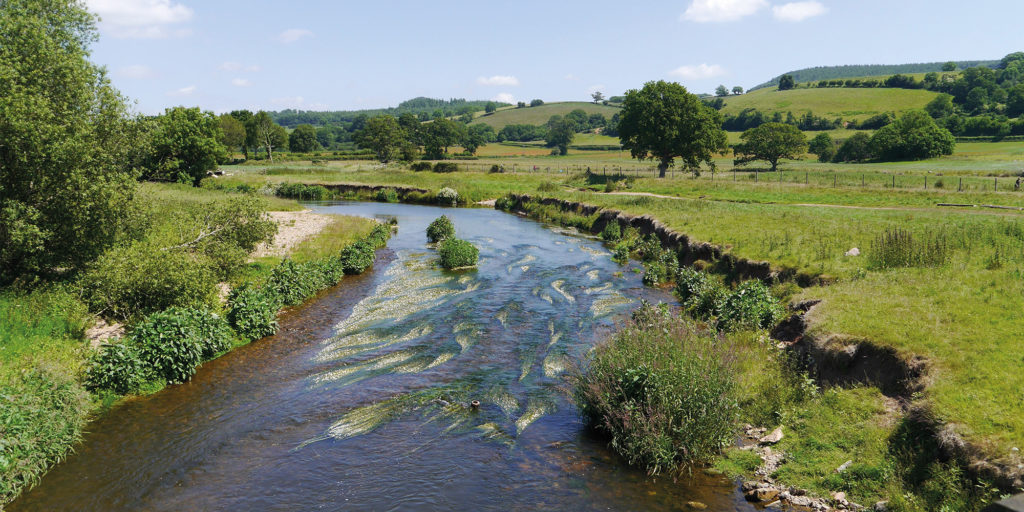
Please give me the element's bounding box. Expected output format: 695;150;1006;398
354;115;404;163
869;110;955;161
288;124;320;153
545;117;575;155
0;0;140;281
142;107;227;185
778;74;796;91
733;123;807;172
617;80;727;177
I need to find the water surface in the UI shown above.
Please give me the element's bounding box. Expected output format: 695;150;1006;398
12;202;755;511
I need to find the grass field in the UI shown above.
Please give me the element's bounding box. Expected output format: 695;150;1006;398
721;86;940;121
470;101;620;130
216;152;1024;480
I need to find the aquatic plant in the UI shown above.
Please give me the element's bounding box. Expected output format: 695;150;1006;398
375;188;398;203
600;221;621;242
131;307;222;384
438;238;479;269
85;340;146;393
426;215;456;243
227;283;281;341
339;240;375;274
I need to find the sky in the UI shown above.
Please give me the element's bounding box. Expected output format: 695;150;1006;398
83;0;1024;115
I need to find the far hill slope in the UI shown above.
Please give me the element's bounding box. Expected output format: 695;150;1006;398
721;86;940;122
750;60;999;91
471;102;620;130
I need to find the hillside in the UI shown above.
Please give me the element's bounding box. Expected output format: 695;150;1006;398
720;86;940;122
749;60;998;91
471;101;620;130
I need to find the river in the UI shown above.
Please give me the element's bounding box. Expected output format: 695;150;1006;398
11;201;756;511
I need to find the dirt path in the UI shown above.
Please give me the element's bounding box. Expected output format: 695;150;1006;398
251;210;335;259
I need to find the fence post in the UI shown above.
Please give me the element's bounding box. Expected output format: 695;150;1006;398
779;169;783;184
959;177;962;192
834;172;837;188
805;171;808;185
862;174;865;187
755;171;758;183
995;177;998;191
892;175;895;188
925;176;927;189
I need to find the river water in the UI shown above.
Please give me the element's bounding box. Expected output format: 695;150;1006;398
12;202;756;511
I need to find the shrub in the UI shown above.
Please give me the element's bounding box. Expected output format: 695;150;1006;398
226;284;280;341
427;215;456;243
573;302;737;474
643;249;679;287
719;280;785;331
605;180;621;192
80;240;218;321
410;161;432;172
432;162;459;173
364;222;392;248
676;268;728;321
130;308;207;384
277;183;330;200
85;340;146;394
268;258;331;306
438;238;479;269
601;222;622;242
489;164;505;173
612;241;631;264
436;187;459;206
375;188;398;203
339;240;375;274
537;181;559;193
495;194;517;211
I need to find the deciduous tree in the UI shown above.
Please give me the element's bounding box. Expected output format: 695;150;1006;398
288;124;319;153
143;107;227;185
354;115;404;163
545;117;575;155
733;123;807;172
869;110;955;161
778;74;795;91
617;80;727;177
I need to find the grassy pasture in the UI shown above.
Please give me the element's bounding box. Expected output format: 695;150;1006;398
721;86;940;121
470;101;620;130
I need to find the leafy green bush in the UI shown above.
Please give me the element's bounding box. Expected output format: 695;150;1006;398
277;183;330;200
635;234;664;262
130;308;206;384
642;250;679;287
612;241;631;264
375;188;398;203
537;181;559;193
432;162;459;173
488;164;505;173
573;302;737;474
410;162;432;172
427;215;456;243
226;284;280;341
436;187;458;206
438;238;479;269
80;240;218;321
676;268;728;321
494;194;517;211
605;180;621;192
600;222;622;242
364;222;392;248
719;280;785;331
85;340;145;394
339;240;375;274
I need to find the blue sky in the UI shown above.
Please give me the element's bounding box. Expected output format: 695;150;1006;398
85;0;1024;115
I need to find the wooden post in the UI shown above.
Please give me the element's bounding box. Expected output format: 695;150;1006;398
925;176;927;189
805;171;808;185
862;174;865;187
995;177;998;191
892;175;895;188
834;172;837;188
959;177;962;191
755;171;758;182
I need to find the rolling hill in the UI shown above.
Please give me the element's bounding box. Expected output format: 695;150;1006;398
720;86;940;122
749;60;999;91
471;102;620;131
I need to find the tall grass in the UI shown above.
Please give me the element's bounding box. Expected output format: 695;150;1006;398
867;228;950;269
573;303;738;474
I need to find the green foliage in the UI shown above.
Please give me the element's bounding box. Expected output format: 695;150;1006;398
867;228;950;269
494;194;518;211
733;122;808;172
85;340;145;394
246;111;288;162
544;117;575;155
288;124;320;153
410;161;433;172
277;182;331;200
0;369;88;505
869;110;955;161
364;223;392;249
354;115;404;163
375;188;399;203
833;132;874;162
226;283;281;341
436;187;459;206
718;280;785;331
778;74;796;91
130;308;206;384
427;215;456;243
423;118;467;159
438;238;479;269
432;162;459;173
218;113;246;153
537;181;559;193
600;222;622;242
573;303;737;474
808;132;836;162
142;106;227;186
339;240;376;275
617;80;728;177
642;249;680;287
0;0;140;282
80;239;218;321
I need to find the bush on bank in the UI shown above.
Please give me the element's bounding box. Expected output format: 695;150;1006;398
438;238;479;269
427;215;456;243
573;302;738;474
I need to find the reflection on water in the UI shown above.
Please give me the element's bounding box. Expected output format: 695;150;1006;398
11;201;756;511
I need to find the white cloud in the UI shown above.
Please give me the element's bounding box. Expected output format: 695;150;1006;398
116;64;157;79
220;62;261;72
86;0;193;38
168;85;196;96
476;75;520;87
772;1;826;21
491;93;516;104
668;63;727;80
231;78;252;87
681;0;767;22
277;29;313;43
270;96;328;110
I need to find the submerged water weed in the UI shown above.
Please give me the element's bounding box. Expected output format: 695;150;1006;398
573;303;737;475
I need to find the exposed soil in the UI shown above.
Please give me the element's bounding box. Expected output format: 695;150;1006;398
251;210;334;259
